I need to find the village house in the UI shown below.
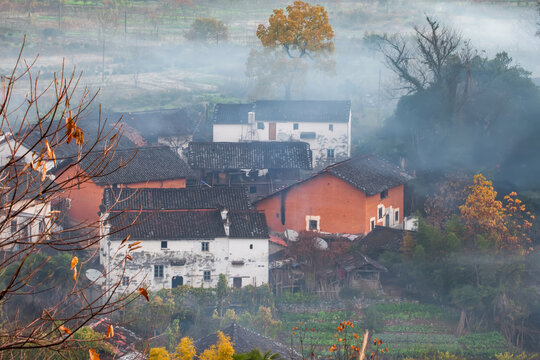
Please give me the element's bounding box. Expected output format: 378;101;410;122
55;146;194;225
0;172;53;251
187;141;312;201
212;100;351;168
111;108;197;154
255;154;413;235
99;186;269;291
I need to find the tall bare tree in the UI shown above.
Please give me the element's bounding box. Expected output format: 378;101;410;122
0;40;148;359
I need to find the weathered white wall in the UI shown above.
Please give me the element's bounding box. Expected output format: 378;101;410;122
0;199;51;249
101;236;268;292
213;114;351;169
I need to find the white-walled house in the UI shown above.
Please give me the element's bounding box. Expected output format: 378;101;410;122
0;173;53;251
99;187;269;292
212;100;352;169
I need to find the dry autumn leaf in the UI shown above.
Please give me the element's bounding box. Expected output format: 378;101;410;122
71;256;79;270
106;324;114;339
138;287;149;301
58;325;72;335
89;348;100;360
120;235;130;245
128;241;142;248
73;267;77;281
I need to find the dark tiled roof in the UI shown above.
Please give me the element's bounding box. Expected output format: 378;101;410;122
339;250;387;272
359;226;411;257
228;211;268;238
102;187;251;212
213;101;351;124
255;154;412;203
254;100;351;123
107;210;268;240
108;210;226;240
213;103;254;124
81;146;194;186
325;155;413;196
187;142;312;170
194;324;300;359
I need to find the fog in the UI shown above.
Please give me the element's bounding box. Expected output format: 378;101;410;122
2;1;537;130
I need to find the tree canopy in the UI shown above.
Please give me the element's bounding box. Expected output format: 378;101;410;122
249;1;334;100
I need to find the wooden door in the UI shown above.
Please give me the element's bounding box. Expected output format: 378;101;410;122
269;123;276;140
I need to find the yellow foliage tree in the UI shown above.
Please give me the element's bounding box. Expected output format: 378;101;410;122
199;331;234;360
150;347;171;360
459;174;534;252
460;174;507;248
174;337;197;360
251;1;334;99
256;1;334;59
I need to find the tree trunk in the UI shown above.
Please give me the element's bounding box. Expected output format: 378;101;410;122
456;309;467;336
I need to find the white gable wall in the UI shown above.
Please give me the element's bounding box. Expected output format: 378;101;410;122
101;236;268;292
213;119;350;168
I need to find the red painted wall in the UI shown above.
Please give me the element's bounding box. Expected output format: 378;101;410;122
256;173;404;235
56;165;186;224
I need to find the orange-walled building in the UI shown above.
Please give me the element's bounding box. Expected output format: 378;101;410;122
255;155;412;235
54;146;194;225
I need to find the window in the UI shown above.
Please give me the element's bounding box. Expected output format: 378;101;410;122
378;206;384;220
329;124;333;131
276;213;280;219
203;270;211;281
249;185;257;194
201;242;209;252
161;240;167;249
249;244;253;249
257;122;264;129
10;220;17;234
327;149;335;158
300;131;316;139
370;218;375;231
154;265;164;278
306;215;320;231
395;210;399;223
380;189;388;199
293;123;299;130
122;276;130;286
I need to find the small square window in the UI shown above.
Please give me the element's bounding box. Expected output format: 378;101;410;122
203;270;211;281
276;213;279;218
257;122;264;130
154;265;164;278
380;190;388;199
161;240;167;249
395;210;399;223
249;244;253;249
293;123;299;130
329;124;333;131
201;242;209;252
327;149;335;159
378;206;383;220
309;220;318;231
122;276;130;286
249;185;257;194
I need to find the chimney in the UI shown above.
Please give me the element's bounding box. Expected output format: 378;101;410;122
220;207;228;221
248;112;255;124
224;219;231;237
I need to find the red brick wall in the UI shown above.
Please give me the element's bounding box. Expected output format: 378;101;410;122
56;165;186;224
256;173;404;235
